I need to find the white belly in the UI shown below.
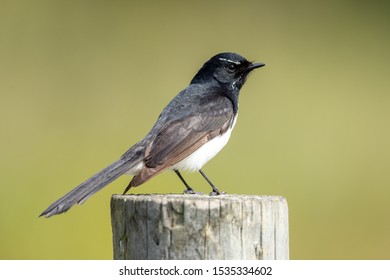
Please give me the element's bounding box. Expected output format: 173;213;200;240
126;115;238;175
170;115;237;172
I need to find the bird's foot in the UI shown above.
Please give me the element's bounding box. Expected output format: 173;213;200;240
209;186;226;196
209;191;227;196
183;187;203;195
209;185;226;196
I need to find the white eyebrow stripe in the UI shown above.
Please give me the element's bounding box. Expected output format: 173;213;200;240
219;57;241;65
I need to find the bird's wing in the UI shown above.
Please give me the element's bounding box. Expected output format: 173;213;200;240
130;93;235;186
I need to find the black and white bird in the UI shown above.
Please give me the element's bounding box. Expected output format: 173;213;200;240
40;52;265;217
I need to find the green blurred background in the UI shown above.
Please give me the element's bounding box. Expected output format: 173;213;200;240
1;0;389;259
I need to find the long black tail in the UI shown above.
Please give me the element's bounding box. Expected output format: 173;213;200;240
40;157;138;218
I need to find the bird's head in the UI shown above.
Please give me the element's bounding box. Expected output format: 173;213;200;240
191;52;265;90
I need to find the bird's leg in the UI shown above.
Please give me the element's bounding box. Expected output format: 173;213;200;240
175;170;197;194
199;169;225;196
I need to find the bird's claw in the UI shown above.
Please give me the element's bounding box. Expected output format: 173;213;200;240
209;190;226;196
183;188;203;195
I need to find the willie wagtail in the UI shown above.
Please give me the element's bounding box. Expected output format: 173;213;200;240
40;52;265;217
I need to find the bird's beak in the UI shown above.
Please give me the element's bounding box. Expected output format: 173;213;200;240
245;62;266;72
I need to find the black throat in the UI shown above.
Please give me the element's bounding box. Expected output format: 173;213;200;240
221;87;239;116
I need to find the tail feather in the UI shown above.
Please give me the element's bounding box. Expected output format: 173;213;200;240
40;158;138;218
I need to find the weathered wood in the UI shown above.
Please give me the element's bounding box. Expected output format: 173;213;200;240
111;194;289;260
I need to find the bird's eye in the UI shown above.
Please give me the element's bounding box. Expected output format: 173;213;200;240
226;63;236;71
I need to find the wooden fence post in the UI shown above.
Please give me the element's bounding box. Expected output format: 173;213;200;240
111;194;289;260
